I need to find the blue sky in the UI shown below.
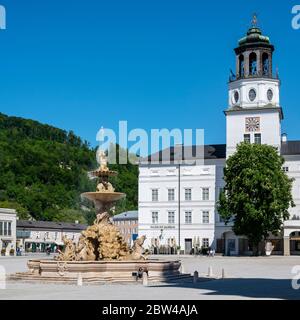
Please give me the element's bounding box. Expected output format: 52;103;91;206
0;0;299;149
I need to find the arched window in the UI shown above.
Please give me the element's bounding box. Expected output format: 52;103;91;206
239;54;245;77
262;52;269;76
249;52;257;76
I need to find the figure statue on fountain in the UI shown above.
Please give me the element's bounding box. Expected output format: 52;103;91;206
97;149;109;172
95;149;115;193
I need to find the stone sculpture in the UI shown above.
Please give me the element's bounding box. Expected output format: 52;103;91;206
56;151;147;262
56;236;76;261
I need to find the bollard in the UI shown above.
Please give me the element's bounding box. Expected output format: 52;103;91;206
77;273;83;286
142;272;149;286
193;271;199;284
208;266;213;277
0;266;6;290
222;268;226;279
180;265;185;274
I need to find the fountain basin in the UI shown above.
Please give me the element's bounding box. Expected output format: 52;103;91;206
10;259;191;284
81;192;126;203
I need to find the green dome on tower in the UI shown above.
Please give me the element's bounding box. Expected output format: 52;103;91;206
238;26;271;46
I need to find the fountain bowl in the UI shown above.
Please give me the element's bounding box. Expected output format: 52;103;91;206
10;259;191;284
81;192;126;203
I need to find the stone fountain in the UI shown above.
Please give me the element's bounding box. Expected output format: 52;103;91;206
11;151;189;284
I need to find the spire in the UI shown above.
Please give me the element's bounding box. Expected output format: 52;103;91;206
251;13;258;27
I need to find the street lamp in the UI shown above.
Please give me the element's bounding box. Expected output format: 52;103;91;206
178;163;181;253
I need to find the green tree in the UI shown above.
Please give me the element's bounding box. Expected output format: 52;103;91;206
50;208;87;224
218;143;295;254
0;113;138;222
0;200;31;220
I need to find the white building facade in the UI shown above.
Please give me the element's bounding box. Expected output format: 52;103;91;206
17;220;87;253
0;208;17;256
138;23;300;255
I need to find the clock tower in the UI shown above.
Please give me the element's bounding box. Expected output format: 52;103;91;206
225;16;283;157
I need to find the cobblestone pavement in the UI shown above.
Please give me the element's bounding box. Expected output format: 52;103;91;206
0;254;299;300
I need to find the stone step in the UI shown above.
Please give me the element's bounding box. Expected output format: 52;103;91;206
8;272;193;284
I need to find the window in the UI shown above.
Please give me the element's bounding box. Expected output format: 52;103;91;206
267;89;273;101
168;211;175;224
283;167;289;172
239;54;245;77
168;189;175;201
152;189;158;202
185;211;192;224
7;222;11;236
185;188;192;201
249;52;257;76
262;53;270;76
254;133;261;145
3;222;7;236
152;212;158;224
244;134;251;143
249;89;257;101
233;90;240;103
202;238;209;248
202;211;210;224
202;188;209;201
0;222;2;236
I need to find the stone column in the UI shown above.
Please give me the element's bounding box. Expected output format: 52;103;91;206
269;53;273;77
283;237;290;256
244;52;250;77
256;50;261;76
236;55;240;78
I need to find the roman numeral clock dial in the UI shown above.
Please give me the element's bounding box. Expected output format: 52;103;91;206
245;117;260;132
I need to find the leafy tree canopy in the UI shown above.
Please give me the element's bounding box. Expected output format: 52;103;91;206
0;200;31;220
218;142;295;249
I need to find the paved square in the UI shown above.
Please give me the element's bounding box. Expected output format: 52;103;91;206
0;254;300;300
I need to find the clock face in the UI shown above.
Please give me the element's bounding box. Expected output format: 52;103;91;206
267;89;273;101
249;89;257;102
245;117;260;132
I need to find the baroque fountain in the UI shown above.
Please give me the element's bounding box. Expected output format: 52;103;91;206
12;151;187;283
